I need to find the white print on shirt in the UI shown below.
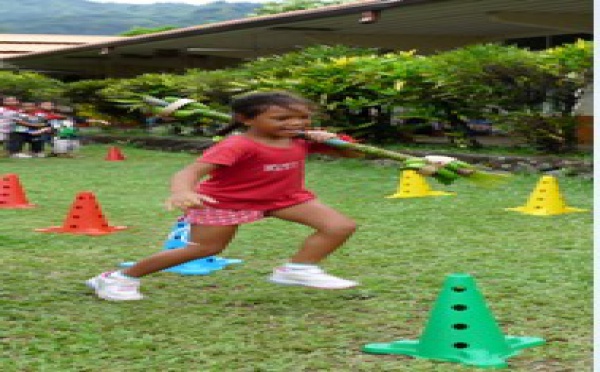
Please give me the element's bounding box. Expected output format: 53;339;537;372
263;161;299;172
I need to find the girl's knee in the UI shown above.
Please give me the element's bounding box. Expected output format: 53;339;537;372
343;219;358;233
323;219;358;237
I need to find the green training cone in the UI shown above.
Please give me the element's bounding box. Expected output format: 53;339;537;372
362;273;545;369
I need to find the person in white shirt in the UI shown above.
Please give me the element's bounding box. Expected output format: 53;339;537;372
0;96;24;157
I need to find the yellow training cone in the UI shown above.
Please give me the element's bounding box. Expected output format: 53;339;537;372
386;170;454;199
505;175;587;216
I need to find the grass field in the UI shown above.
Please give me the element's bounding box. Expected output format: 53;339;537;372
1;145;593;371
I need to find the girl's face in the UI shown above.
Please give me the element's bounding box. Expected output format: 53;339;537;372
241;104;312;139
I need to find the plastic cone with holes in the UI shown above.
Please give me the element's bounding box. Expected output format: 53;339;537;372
506;175;587;216
386;170;454;198
0;174;35;208
36;191;127;235
362;273;544;368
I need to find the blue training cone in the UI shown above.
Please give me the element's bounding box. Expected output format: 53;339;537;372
120;219;242;275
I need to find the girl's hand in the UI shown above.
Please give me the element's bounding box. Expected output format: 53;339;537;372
424;155;457;167
165;191;217;211
416;155;458;176
302;129;337;143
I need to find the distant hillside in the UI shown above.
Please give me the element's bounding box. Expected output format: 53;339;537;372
0;0;261;35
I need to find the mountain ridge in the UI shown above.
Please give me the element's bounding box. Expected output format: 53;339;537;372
0;0;261;35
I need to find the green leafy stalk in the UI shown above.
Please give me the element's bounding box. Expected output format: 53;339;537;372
321;139;414;162
322;138;511;187
135;95;510;187
141;96;232;122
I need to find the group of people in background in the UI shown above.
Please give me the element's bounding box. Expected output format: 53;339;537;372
0;96;105;158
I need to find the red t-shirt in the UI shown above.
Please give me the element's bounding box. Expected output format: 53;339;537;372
33;110;63;120
196;135;322;211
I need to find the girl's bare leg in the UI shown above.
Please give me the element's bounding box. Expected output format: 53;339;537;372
268;200;357;263
123;224;238;277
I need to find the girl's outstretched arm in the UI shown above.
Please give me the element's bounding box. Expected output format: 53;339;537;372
303;130;363;158
165;161;218;211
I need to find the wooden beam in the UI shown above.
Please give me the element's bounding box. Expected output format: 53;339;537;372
303;33;489;54
488;11;592;33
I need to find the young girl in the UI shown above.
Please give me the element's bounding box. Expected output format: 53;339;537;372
87;91;362;301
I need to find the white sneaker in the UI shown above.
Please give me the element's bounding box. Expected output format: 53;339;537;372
269;266;359;289
86;271;143;301
32;153;47;158
10;153;32;158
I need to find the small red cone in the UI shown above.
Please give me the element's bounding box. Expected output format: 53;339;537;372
35;191;127;236
0;174;36;209
105;146;126;161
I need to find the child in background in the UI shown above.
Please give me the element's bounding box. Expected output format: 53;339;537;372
0;119;7;155
34;101;64;152
13;102;51;158
0;96;21;156
87;91;362;301
50;106;81;157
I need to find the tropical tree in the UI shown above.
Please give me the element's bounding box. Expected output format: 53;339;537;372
119;26;179;36
66;40;592;152
484;40;593;152
251;0;351;16
0;71;65;101
393;44;543;148
61;79;122;124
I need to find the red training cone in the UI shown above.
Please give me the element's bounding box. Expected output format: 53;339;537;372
105;146;126;161
0;174;36;209
35;191;127;236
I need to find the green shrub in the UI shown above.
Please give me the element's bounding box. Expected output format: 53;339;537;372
0;71;65;101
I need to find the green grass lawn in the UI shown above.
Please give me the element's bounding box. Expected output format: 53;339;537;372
1;145;593;372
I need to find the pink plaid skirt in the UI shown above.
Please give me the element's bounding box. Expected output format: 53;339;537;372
184;206;265;226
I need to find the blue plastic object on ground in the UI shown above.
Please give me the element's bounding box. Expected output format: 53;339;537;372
120;218;242;275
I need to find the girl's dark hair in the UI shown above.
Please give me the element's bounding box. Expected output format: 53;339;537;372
216;91;314;136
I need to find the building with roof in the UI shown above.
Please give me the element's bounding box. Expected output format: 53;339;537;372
0;0;592;79
0;0;592;144
0;34;125;59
